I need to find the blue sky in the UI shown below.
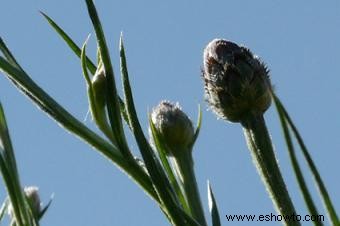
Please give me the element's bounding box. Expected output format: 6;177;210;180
1;1;339;225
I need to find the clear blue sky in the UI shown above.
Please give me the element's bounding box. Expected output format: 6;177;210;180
1;1;339;225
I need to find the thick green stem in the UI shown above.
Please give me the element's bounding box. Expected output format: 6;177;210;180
175;151;207;226
241;114;300;226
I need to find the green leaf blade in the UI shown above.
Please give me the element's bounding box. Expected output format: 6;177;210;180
148;116;190;213
0;55;158;205
118;33;196;225
273;94;323;226
40;12;97;74
0;103;34;226
207;181;221;226
84;0;133;160
273;94;339;226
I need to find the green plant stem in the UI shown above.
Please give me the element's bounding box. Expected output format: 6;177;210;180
175;150;207;226
241;114;300;226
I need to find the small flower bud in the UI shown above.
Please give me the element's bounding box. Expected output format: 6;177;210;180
91;65;107;110
203;39;272;122
151;101;194;155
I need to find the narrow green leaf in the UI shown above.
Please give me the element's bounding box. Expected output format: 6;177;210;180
273;94;339;226
0;103;17;176
85;0;133;160
80;36;92;86
119;34;133;130
149;116;189;213
0;198;8;222
0;38;23;71
38;195;53;220
190;105;202;149
273;95;323;226
0;103;32;226
40;12;97;74
0;55;159;205
118;34;191;225
81;37;116;144
119;98;131;130
39;15;131;128
207;181;221;226
181;211;204;226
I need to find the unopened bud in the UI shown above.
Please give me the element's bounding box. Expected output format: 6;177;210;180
203;39;272;122
151;101;194;155
91;66;107;110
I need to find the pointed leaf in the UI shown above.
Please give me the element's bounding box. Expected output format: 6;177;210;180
0;38;24;71
189;105;202;149
273;94;338;225
0;199;8;222
85;0;133;159
149;116;189;212
38;194;54;220
40;12;97;74
208;181;221;226
0;103;33;226
0;55;158;205
118;33;189;225
273;94;323;226
39;15;131;127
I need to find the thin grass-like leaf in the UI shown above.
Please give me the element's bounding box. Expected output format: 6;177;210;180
0;55;159;204
40;14;130;128
273;94;339;226
120;38;205;225
0;198;8;222
80;36;93;86
189;105;202;149
148;117;189;213
0;38;23;71
81;37;116;144
0;103;39;226
40;12;97;74
38;195;53;220
273;95;323;226
207;181;221;226
118;34;190;225
85;0;133;160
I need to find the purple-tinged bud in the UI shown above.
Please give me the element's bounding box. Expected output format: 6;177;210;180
151;101;194;155
203;39;272;122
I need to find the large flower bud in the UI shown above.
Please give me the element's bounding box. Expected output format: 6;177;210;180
203;39;272;122
151;101;194;155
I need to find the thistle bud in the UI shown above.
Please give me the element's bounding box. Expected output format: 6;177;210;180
91;65;107;110
203;39;272;122
151;101;194;155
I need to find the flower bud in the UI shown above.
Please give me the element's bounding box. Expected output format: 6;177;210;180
151;101;194;155
203;39;272;122
91;65;107;110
